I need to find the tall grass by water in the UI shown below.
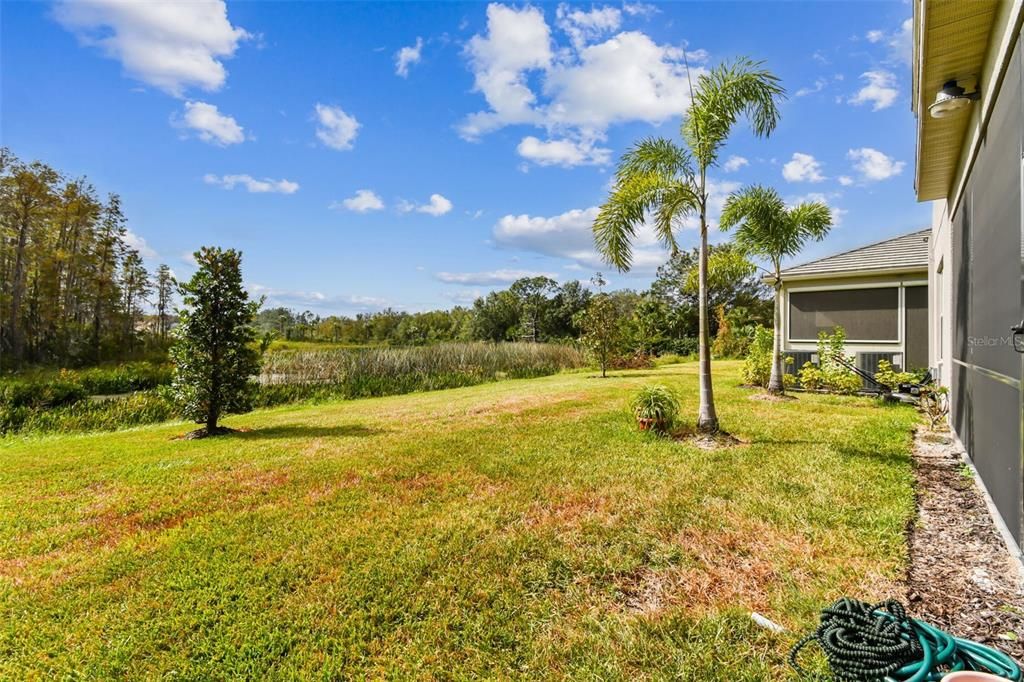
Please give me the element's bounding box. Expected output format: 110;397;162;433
2;343;585;435
256;342;586;405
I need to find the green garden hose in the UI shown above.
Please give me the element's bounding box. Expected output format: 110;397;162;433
790;597;1022;681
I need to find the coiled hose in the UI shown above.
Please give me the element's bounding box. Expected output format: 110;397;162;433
789;597;1022;681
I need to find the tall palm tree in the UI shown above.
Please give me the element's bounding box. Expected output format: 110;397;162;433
593;57;784;432
719;185;832;394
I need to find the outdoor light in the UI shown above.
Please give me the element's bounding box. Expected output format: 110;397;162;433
928;80;979;119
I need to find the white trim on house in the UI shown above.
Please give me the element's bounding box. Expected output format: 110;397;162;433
774;267;928;283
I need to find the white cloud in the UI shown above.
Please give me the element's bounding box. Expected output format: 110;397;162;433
203;173;299;194
420;194;453;216
867;18;912;65
492;204;676;272
400;193;453;216
516;135;611;167
795;78;827;97
444;289;486;304
395;37;423;77
787;192;846;227
847;147;905;181
435;269;557;285
555;4;622;50
314;103;360;150
178;101;244;145
461;4;552;138
333;189;384;213
124;230;157;259
459;3;702;165
53;0;250;97
622;3;659;18
248;284;388;312
782;153;825;183
723;155;749;172
543;31;697;131
838;175;854;186
891;19;913;66
849;70;899;111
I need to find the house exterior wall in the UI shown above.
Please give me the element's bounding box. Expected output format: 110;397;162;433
923;8;1024;550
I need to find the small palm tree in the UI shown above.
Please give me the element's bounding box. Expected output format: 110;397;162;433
720;185;832;394
593;57;784;432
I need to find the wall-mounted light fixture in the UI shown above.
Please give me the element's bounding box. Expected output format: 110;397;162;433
928;79;980;119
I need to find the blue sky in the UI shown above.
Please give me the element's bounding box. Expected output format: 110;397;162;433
2;1;928;315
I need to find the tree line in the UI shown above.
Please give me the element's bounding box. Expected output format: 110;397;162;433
0;148;175;368
255;245;770;355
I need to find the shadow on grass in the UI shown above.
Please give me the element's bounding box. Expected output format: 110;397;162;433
229;424;386;440
752;436;908;464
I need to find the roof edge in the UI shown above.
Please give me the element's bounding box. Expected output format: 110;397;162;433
779;228;931;277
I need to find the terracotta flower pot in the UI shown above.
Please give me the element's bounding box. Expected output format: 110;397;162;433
637;418;664;432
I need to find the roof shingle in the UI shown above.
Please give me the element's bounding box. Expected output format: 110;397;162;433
779;229;930;279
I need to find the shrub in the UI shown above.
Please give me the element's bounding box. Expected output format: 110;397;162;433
712;305;756;358
920;385;949;429
629;385;680;433
873;359;917;391
609;353;655;370
0;362;171;411
2;391;176;436
0;379;86;409
816;328;862;394
71;362;173;394
741;325;773;388
797;362;824;391
664;337;699;357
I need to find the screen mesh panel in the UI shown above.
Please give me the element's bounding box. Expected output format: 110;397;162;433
905;286;929;370
788;288;898;341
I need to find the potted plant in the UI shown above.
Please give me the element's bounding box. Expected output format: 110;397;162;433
630;385;680;434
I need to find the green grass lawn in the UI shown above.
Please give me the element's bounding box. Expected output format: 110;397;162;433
0;361;919;680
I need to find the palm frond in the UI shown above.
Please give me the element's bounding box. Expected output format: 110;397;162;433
593;172;668;271
653;181;700;251
787;201;833;247
719;185;834;269
615;138;693;185
683;57;786;169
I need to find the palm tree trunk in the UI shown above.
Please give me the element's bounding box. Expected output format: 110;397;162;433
767;279;785;394
696;191;719;433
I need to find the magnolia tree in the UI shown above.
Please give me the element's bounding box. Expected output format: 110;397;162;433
170;247;261;438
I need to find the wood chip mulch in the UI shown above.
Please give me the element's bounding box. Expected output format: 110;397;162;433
906;428;1024;661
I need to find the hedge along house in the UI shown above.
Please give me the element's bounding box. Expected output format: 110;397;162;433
774;229;930;381
914;0;1024;556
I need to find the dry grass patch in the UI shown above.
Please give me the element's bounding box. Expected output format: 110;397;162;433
0;361;920;680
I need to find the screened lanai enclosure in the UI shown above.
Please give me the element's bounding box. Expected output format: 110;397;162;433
776;229;930;385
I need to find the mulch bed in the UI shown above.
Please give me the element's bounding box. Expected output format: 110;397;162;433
906;427;1024;661
669;425;747;450
174;426;244;440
